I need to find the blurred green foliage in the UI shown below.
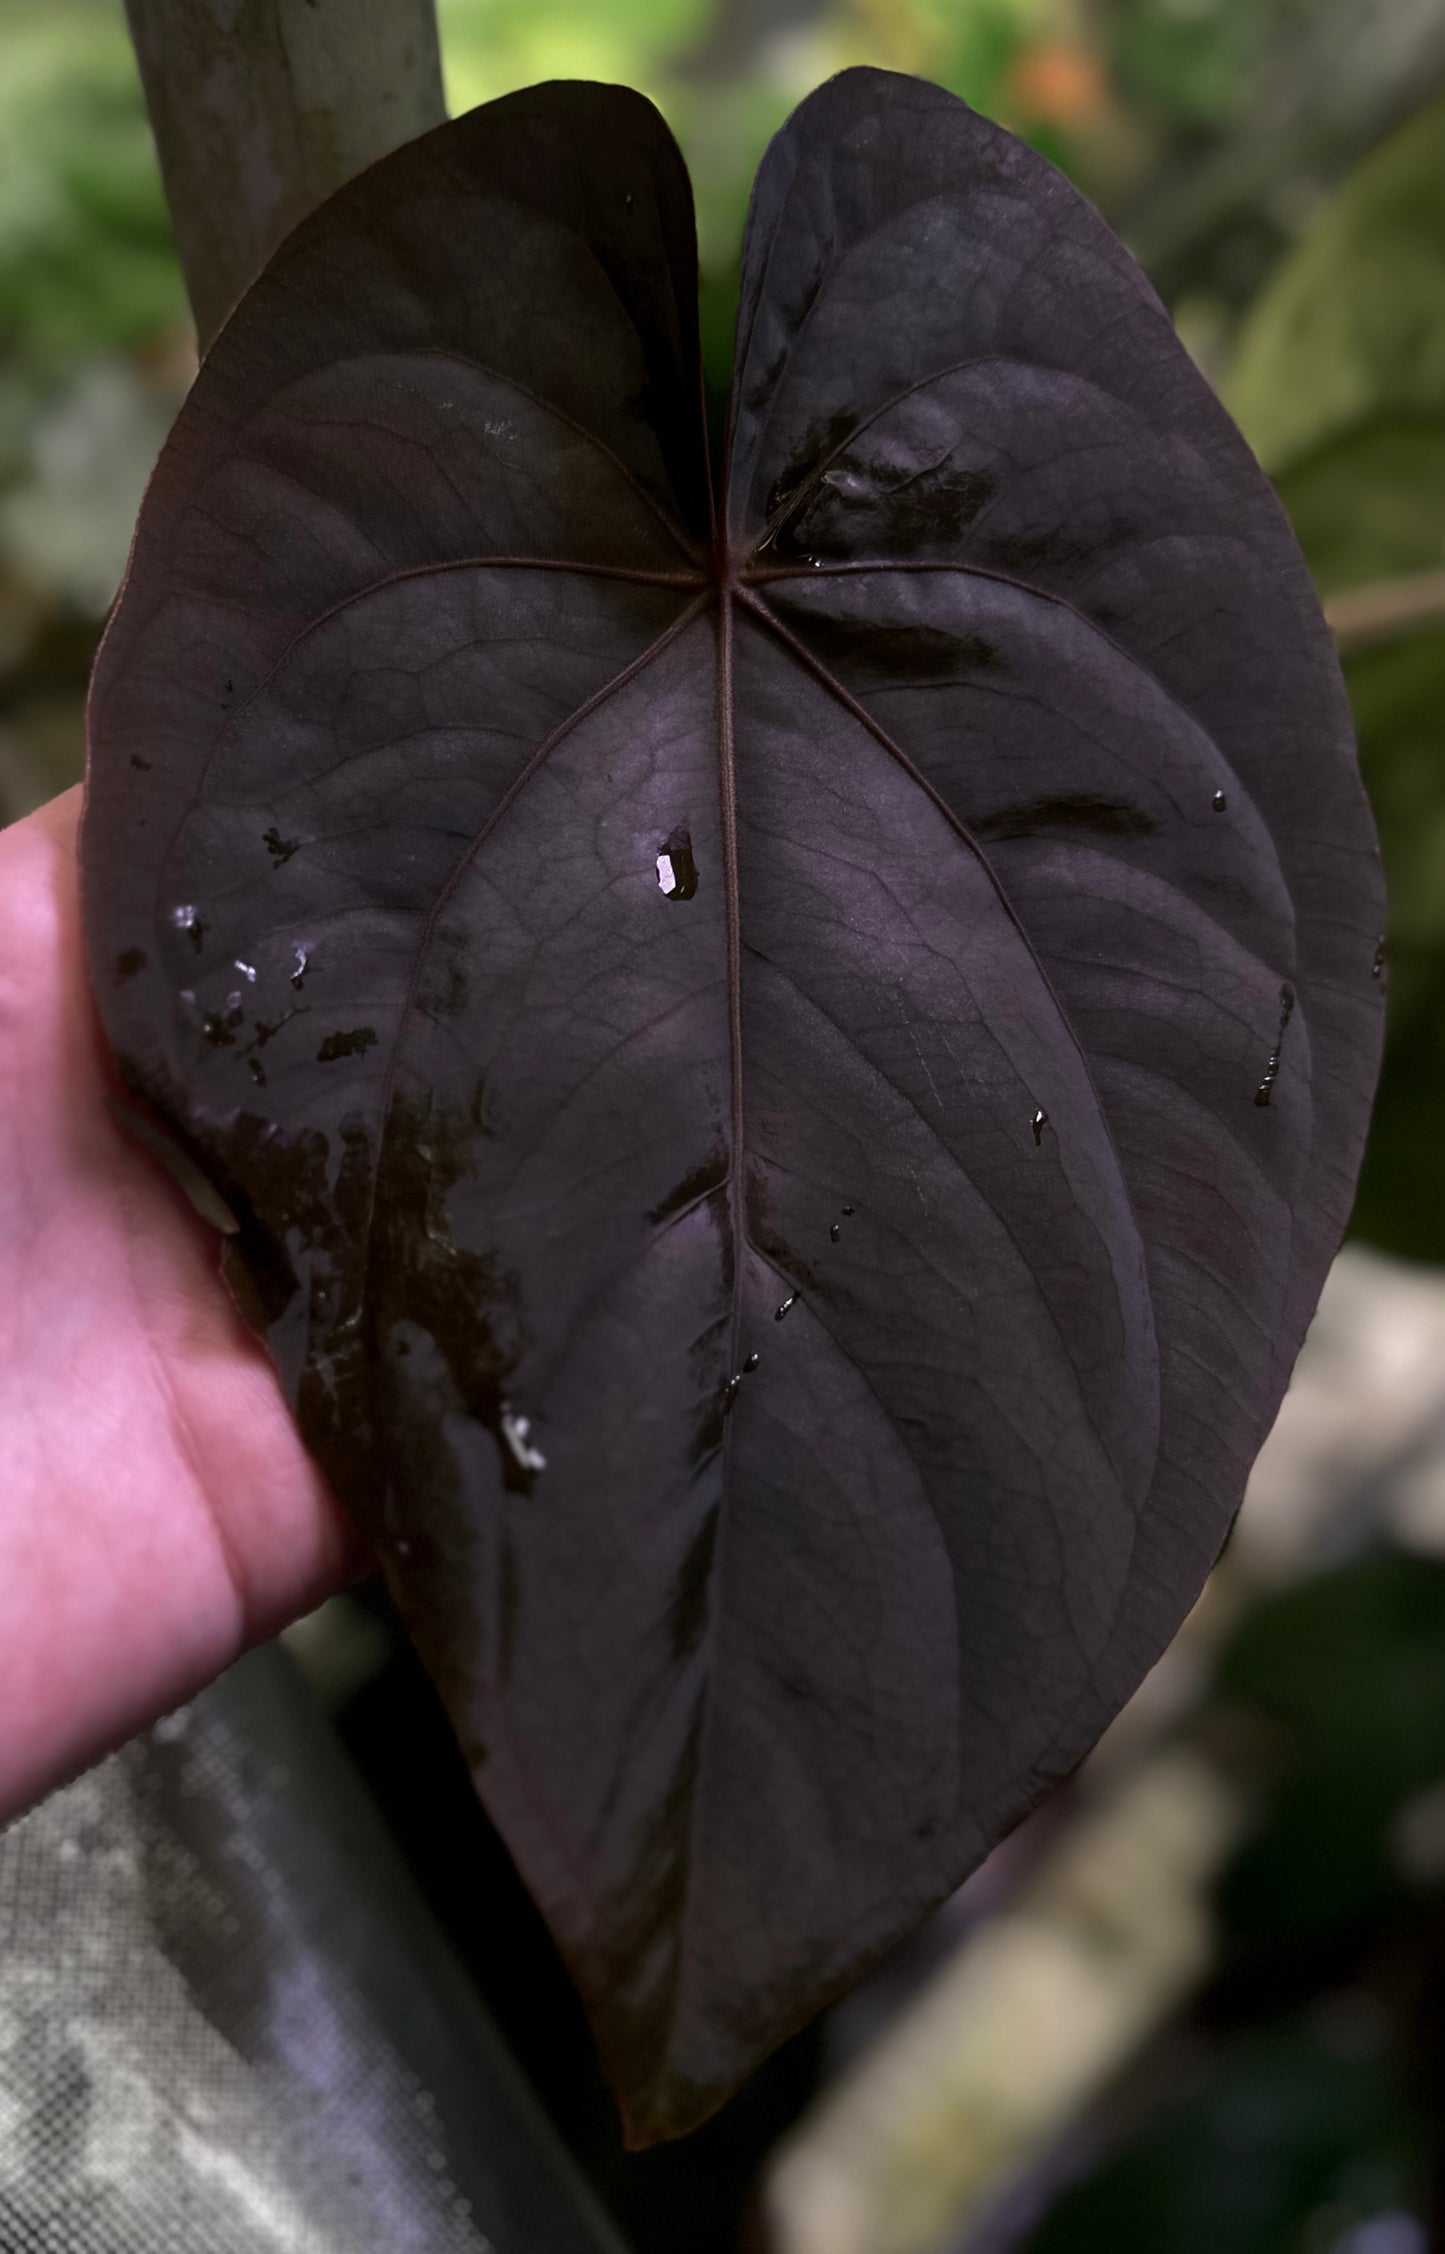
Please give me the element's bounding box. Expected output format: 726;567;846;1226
0;3;182;401
1024;2020;1420;2254
1224;97;1445;1261
1023;1554;1445;2252
1215;1557;1445;1957
1227;98;1445;473
0;0;184;797
1108;0;1265;133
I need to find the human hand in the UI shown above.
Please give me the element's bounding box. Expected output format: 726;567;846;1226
0;788;370;1820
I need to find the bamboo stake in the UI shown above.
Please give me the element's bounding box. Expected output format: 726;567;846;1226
123;0;447;351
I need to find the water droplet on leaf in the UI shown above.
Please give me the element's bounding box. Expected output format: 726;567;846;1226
234;959;256;982
656;831;699;902
501;1409;546;1476
775;1292;798;1322
744;1352;759;1372
1254;982;1296;1107
171;904;196;930
291;944;311;990
1373;938;1387;979
830;1222;841;1242
1212;789;1228;813
1032;1107;1048;1144
723;1376;742;1410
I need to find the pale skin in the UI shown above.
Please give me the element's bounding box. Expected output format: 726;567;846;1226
0;788;370;1822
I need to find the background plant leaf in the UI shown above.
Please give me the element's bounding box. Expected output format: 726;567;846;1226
1224;94;1445;1262
1225;94;1445;478
82;70;1383;2144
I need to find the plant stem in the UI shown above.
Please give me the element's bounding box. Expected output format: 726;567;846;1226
123;0;447;353
1326;569;1445;656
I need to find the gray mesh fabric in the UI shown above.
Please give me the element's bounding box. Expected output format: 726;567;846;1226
0;1645;627;2254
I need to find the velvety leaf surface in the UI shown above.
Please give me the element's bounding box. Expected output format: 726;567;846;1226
82;70;1383;2143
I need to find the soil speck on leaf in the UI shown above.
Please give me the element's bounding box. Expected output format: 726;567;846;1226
316;1027;378;1062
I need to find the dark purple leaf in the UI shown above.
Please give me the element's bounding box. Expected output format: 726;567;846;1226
81;70;1384;2143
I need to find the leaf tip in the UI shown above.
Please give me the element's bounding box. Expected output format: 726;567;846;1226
615;2065;721;2152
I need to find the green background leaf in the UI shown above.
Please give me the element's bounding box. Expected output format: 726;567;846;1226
1225;100;1445;1262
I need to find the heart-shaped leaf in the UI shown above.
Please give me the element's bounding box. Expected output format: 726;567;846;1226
82;70;1384;2143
